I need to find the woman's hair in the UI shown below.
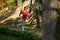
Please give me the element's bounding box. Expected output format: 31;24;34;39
24;7;27;10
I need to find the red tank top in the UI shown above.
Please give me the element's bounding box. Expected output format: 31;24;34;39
22;10;28;19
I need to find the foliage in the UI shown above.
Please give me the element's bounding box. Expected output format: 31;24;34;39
0;0;21;5
0;27;41;40
5;0;15;5
0;34;18;40
39;0;42;4
22;0;25;2
17;0;21;5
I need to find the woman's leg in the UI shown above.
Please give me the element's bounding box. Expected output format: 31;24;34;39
22;18;25;31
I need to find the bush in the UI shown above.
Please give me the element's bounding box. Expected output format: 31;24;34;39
6;0;15;5
0;27;41;40
0;34;18;40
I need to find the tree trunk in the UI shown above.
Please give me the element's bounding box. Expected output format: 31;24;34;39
35;8;40;28
35;0;40;28
29;0;32;13
1;0;4;9
55;10;60;40
15;0;17;5
3;0;7;5
55;0;60;40
42;0;58;40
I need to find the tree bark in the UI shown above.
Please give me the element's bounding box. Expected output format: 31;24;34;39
29;0;32;13
35;8;40;28
35;0;40;28
42;0;57;40
0;0;4;9
15;0;17;5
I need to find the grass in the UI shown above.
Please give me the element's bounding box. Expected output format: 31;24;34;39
0;27;41;40
0;34;18;40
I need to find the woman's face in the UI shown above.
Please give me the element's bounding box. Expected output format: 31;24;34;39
24;7;27;10
25;8;27;10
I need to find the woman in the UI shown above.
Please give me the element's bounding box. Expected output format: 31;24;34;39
21;7;29;31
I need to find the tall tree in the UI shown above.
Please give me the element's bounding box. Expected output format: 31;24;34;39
35;0;40;28
29;0;32;13
42;0;58;40
55;0;60;40
0;0;4;9
15;0;17;5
